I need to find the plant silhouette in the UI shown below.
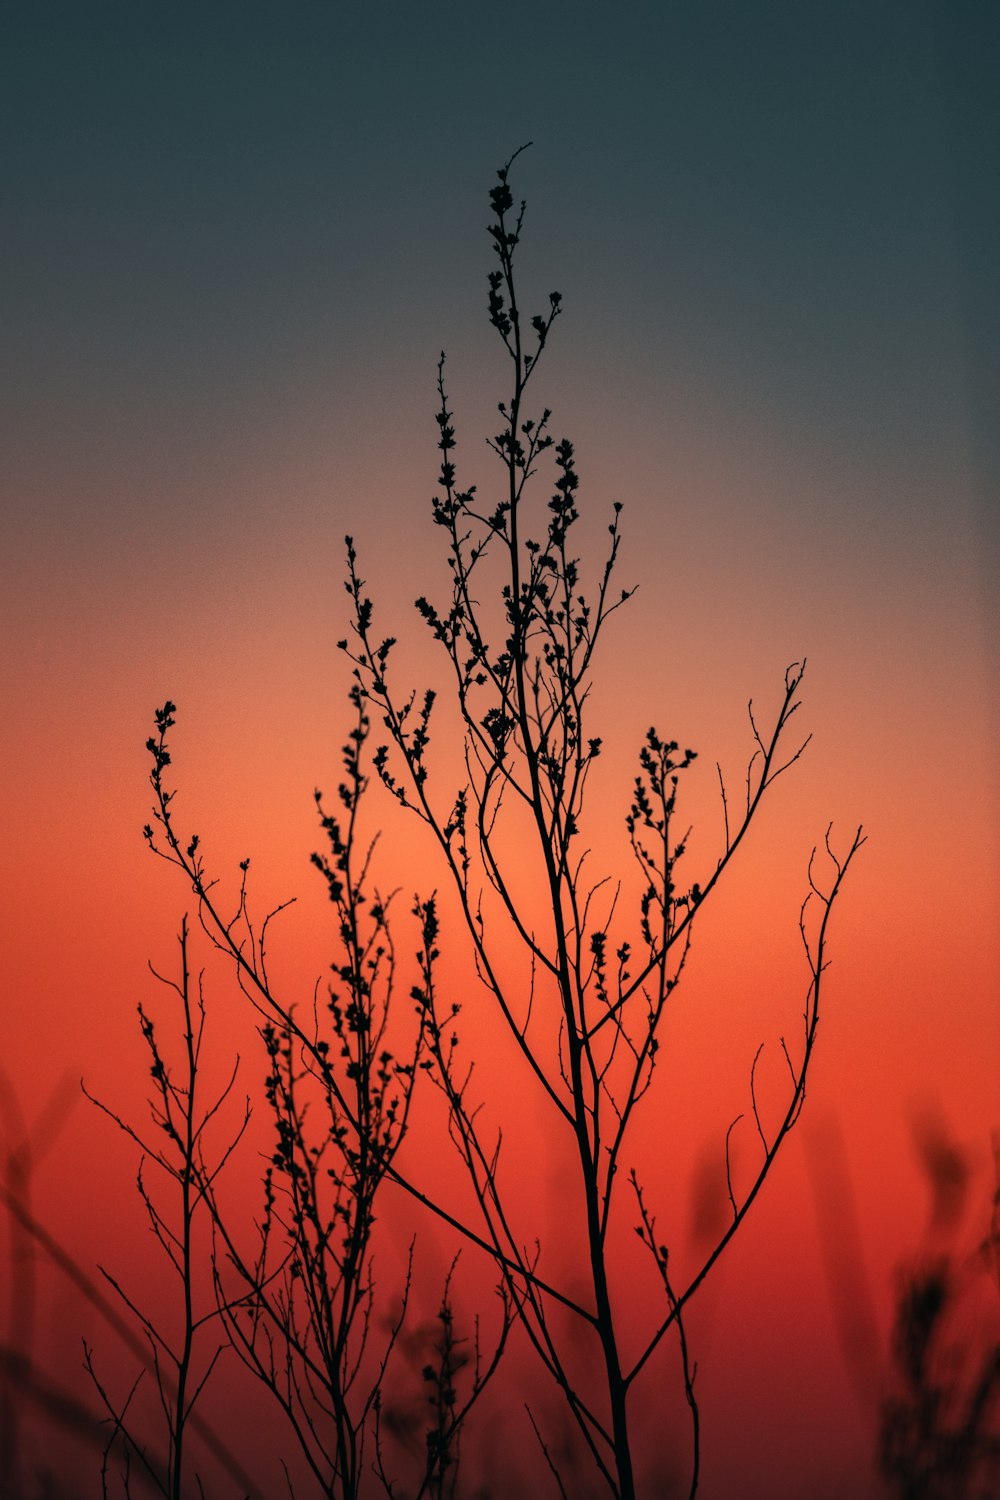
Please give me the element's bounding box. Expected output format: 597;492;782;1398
109;149;863;1499
877;1131;1000;1500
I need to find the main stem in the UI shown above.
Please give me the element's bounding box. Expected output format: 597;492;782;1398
505;356;634;1498
571;1023;635;1500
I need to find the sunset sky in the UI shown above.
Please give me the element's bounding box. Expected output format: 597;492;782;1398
2;4;998;1497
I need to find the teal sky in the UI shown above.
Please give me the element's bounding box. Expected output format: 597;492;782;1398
5;3;996;523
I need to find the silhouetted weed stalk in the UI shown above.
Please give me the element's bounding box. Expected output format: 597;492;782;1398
83;919;258;1500
108;148;863;1498
90;686;507;1500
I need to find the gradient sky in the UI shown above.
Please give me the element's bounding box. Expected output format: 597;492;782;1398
2;5;998;1498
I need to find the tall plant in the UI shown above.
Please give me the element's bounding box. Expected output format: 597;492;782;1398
135;689;509;1500
131;148;862;1499
338;144;864;1498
